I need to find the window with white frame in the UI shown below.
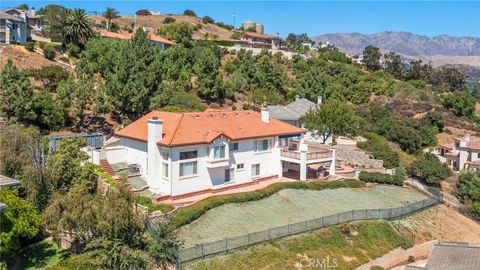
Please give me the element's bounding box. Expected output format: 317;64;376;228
180;161;197;177
254;139;271;152
162;163;169;178
236;163;244;170
251;163;260;177
213;145;226;159
179;150;198;177
229;142;239;151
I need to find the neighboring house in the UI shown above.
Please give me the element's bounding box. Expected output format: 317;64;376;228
0;8;42;44
439;135;480;171
99;29;175;49
268;95;333;144
405;242;480;270
94;109;336;196
239;31;283;49
0;174;21;212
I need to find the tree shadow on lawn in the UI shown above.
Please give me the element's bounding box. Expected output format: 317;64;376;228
19;240;70;269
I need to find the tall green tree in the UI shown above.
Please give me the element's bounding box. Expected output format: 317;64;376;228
102;7;119;31
158;22;193;47
384;51;403;79
38;4;69;42
193;48;224;101
362;45;381;71
0;60;35;123
0;188;42;262
303;100;359;143
63;8;94;46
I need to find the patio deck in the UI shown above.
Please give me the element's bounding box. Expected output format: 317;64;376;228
155;176;297;207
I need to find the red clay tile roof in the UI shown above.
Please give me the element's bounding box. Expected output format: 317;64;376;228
116;110;305;147
99;29;174;46
440;143;454;149
242;31;281;40
454;136;480;150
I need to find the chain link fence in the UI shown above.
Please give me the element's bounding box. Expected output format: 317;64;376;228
175;193;443;268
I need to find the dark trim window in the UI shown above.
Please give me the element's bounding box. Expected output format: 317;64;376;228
180;150;197;160
236;163;244;170
229;142;239;151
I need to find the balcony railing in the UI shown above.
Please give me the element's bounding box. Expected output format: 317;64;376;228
280;149;332;160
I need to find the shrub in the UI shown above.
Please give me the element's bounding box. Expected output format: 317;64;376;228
358;132;400;168
410;153;451;186
135;9;151;16
134;196;173;214
38;41;46;49
163;17;176;24
471;203;480;221
456;170;480;203
24;41;35;51
170;179;364;228
183;9;197;17
43;46;56;60
59;56;70;63
66;43;80;57
358;171;404;186
202;16;214;24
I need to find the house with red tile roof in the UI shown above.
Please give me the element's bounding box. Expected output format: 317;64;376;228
99;29;174;49
239;31;283;49
95;109;336;196
439;135;480;171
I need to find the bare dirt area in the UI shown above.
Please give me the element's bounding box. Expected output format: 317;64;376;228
0;45;72;71
89;14;236;40
398;204;480;244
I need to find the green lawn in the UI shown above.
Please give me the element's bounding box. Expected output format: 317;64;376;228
177;185;427;247
185;220;411;270
19;240;69;270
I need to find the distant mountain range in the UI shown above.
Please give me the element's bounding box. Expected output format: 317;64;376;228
311;31;480;57
311;31;480;78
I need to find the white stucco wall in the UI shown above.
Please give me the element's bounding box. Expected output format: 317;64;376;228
168;136;281;196
121;138;148;175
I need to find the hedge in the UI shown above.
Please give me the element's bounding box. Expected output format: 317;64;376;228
358;171;404;186
170;179;364;228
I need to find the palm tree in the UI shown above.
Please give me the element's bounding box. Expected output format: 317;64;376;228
63;8;94;46
103;7;119;31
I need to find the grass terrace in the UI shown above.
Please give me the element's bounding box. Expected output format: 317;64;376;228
177;185;427;247
185;220;411;270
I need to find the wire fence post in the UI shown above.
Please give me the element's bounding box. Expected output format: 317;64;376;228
175;253;180;270
201;244;204;259
247;233;250;245
304;220;307;232
287;224;291;235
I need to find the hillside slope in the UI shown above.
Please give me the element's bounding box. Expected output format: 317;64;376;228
89;14;236;40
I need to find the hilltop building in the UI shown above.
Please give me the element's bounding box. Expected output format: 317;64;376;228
438;135;480;171
268;96;332;144
99;29;174;49
92;109;336;197
0;8;43;44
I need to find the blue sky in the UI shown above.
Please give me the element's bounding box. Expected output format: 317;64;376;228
2;1;479;38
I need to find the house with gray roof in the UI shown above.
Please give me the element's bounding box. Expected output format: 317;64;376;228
405;242;480;270
0;8;43;44
0;174;21;212
269;95;332;144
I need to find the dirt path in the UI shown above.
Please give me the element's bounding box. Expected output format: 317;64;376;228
398;205;480;244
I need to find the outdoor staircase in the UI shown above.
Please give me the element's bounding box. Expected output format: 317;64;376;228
99;159;115;176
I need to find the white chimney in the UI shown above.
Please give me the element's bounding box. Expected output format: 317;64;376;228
317;96;323;106
261;107;270;123
295;95;300;101
147;117;163;191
